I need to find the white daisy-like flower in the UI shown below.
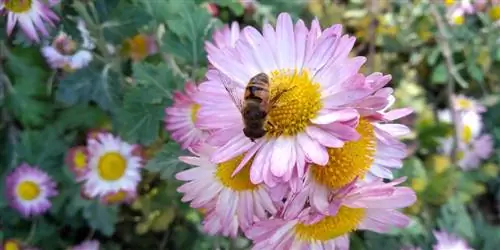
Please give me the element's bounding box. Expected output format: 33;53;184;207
0;0;59;42
5;163;58;218
175;144;279;236
41;32;93;71
80;132;143;198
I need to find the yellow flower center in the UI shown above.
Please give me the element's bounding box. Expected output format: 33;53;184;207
4;0;32;13
191;104;200;123
453;15;465;25
98;152;127;181
73;150;87;170
444;0;455;6
461;125;473;144
105;190;128;203
215;155;258;191
294;206;365;242
16;181;40;201
4;240;20;250
456;98;472;110
265;69;322;137
311;119;375;189
489;6;500;21
125;34;150;61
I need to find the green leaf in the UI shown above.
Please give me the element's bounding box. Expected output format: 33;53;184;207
437;196;475;241
117;89;165;145
102;2;152;43
131;62;180;103
51;104;108;133
82;201;118;236
3;47;53;127
213;0;245;16
144;142;189;179
466;63;484;83
16;129;67;170
427;47;441;66
431;62;448;84
162;0;214;66
56;66;121;112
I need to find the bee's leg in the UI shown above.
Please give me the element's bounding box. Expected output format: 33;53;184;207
270;86;296;108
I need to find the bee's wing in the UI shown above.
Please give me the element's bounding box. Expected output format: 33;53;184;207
217;70;245;112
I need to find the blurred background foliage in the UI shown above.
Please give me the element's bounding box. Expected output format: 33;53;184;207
0;0;499;249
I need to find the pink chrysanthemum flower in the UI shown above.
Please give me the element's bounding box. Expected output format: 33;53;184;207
0;0;59;42
197;13;394;187
41;32;93;71
5;163;58;218
306;73;412;199
79;132;143;198
246;178;416;249
71;240;100;250
65;146;88;180
175;144;279;236
433;230;473;250
206;21;241;51
446;0;475;25
165;82;210;150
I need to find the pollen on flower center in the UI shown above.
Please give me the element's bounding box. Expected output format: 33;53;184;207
461;125;473;144
265;69;322;137
98;152;127;181
74;151;87;170
294;206;365;242
311;119;375;189
215;155;258;191
191;104;200;123
456;98;472;109
16;181;40;201
5;0;32;13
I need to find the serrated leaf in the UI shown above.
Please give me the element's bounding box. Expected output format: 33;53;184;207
427;48;441;66
431;63;448;84
162;0;213;65
56;66;121;112
132;62;180;103
213;0;245;16
51;104;108;133
16;129;67;170
437;196;475;241
82;202;118;236
102;2;152;43
144;142;189;179
117;90;164;145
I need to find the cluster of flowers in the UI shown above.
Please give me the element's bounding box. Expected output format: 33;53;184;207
0;0;158;71
165;13;417;249
438;95;493;170
4;131;143;250
445;0;500;25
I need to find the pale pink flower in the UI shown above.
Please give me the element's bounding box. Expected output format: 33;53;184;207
452;94;486;113
246;178;416;249
433;230;473;250
197;13;391;187
206;21;241;51
71;240;100;250
164;83;209;150
175;144;279;236
0;0;59;42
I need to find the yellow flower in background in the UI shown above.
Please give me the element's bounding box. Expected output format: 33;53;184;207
122;34;158;61
481;163;498;178
444;0;455;6
489;6;500;21
411;178;427;193
430;155;451;174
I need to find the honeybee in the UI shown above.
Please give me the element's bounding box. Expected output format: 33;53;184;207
218;71;289;142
